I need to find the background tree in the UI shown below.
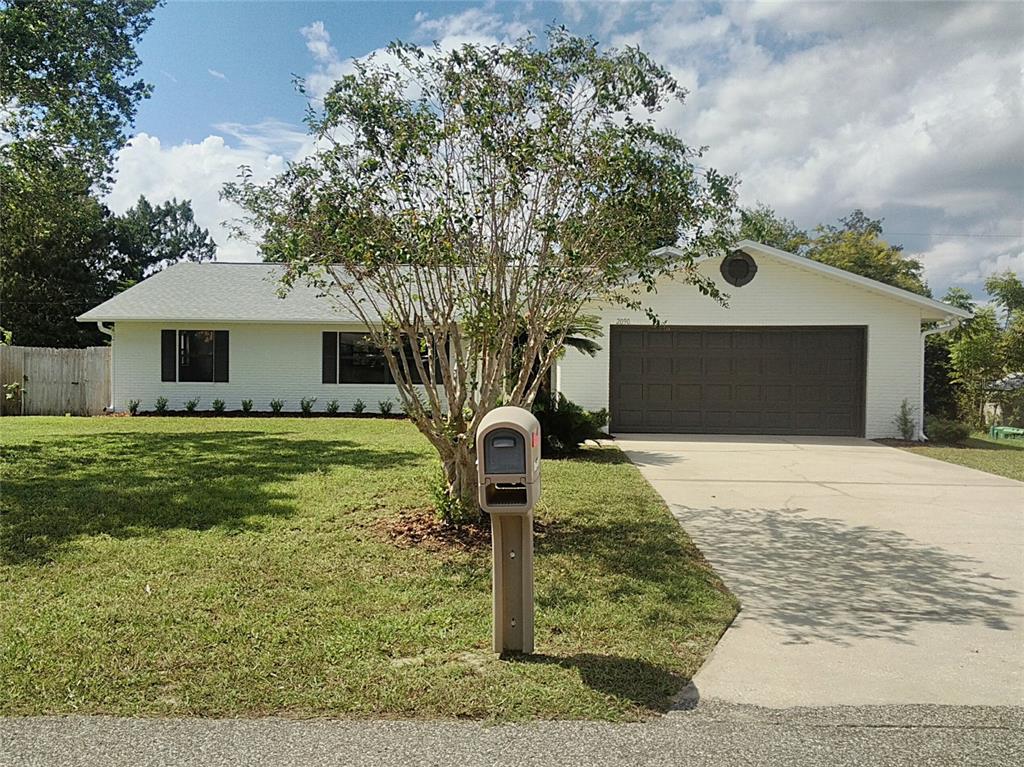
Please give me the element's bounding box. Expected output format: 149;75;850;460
737;204;808;253
734;205;930;295
984;271;1024;327
226;30;737;520
805;210;930;296
0;0;157;186
948;307;1004;426
1;0;160;346
112;195;217;285
924;287;976;419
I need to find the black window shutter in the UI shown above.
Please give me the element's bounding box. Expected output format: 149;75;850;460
161;330;176;381
322;332;338;384
214;331;229;382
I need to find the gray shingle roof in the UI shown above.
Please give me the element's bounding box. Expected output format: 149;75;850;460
77;262;363;323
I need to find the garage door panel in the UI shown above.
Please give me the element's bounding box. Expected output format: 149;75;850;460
704;357;732;375
734;357;762;376
610;326;865;436
765;357;792;376
705;410;733;428
705;384;732;402
672;410;702;427
735;384;762;402
645;409;673;428
619;383;643;401
645;332;673;350
673;331;702;350
647;383;673;402
645;357;673;377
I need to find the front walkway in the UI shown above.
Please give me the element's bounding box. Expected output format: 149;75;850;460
615;434;1024;707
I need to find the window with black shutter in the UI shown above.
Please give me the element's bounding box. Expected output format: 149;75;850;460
161;330;229;382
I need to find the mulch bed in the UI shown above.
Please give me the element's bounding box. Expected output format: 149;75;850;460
375;509;551;552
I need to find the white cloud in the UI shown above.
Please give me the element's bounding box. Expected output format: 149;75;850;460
300;20;336;65
207;68;228;81
116;3;1022;298
107;133;291;261
608;0;1024;297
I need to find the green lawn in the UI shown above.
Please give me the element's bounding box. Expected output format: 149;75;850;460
0;417;736;721
897;432;1024;482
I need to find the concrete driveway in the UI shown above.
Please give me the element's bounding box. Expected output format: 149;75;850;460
615;434;1024;708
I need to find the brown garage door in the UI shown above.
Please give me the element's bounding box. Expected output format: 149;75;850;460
610;326;866;436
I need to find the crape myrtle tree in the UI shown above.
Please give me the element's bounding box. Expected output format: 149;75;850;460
224;30;737;521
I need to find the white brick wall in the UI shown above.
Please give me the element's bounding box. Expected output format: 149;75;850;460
555;255;925;439
110;321;436;414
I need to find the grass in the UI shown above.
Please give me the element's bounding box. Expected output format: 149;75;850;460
0;417;736;721
896;431;1024;482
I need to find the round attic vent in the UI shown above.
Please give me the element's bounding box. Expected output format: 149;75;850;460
721;251;758;287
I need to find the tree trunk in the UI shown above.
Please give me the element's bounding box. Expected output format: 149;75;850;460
440;440;479;525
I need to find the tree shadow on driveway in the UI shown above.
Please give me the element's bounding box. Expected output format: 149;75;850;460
673;504;1020;646
1;431;423;565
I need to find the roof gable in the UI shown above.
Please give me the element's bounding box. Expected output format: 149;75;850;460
653;240;971;321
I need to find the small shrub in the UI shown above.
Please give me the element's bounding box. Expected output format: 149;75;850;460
352;399;366;414
326;399;340;414
241;399;253;413
532;393;608;456
154;396;168;414
184;397;200;413
270;399;284;414
925;416;970;445
892;398;917;441
300;396;317;415
127;399;140;416
430;471;476;527
212;398;226;413
378;399;393;415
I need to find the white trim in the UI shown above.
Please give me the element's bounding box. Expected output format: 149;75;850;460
652;241;973;321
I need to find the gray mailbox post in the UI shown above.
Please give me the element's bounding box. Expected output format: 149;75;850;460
476;406;541;655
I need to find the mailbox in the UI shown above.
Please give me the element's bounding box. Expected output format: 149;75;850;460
476;406;541;513
476;406;541;655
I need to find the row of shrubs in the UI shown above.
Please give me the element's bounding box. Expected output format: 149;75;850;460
127;397;395;416
124;390;609;453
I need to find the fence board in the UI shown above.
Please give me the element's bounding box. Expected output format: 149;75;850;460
0;346;110;416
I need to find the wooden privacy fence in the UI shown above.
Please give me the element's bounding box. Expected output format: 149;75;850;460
0;346;110;416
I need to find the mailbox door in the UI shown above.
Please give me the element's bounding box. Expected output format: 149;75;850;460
484;428;526;475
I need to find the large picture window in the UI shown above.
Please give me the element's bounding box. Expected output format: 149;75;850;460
322;332;441;385
161;330;229;382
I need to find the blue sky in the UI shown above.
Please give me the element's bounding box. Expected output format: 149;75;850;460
109;1;1024;299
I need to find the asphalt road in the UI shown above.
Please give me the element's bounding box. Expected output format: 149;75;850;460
2;702;1021;767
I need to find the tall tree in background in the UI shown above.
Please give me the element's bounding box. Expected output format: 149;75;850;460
737;204;808;253
805;210;930;296
226;30;737;519
985;271;1024;374
112;196;217;285
949;307;1004;425
736;205;930;296
0;0;157;185
924;287;977;419
0;0;160;346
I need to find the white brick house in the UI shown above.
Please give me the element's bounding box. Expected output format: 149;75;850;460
78;240;969;438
